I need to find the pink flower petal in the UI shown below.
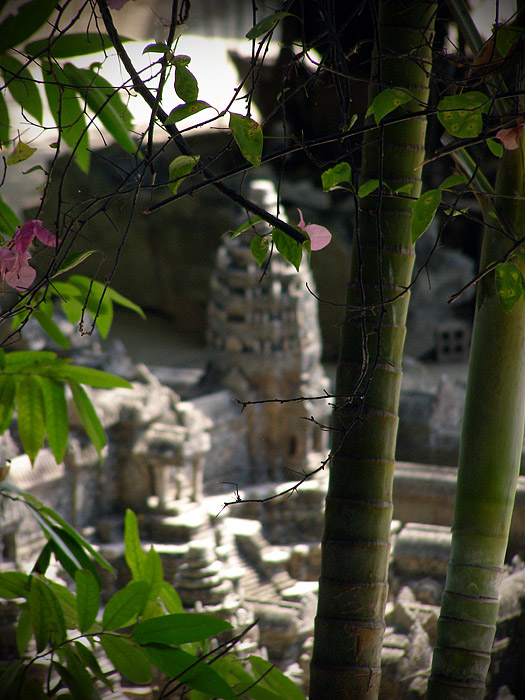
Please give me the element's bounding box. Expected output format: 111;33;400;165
297;208;332;251
4;252;36;290
495;125;523;150
14;220;57;254
305;223;332;251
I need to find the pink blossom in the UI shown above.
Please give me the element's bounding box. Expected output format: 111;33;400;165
0;220;57;291
297;209;332;251
495;124;523;150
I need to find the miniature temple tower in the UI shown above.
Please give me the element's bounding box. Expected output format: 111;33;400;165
206;180;330;482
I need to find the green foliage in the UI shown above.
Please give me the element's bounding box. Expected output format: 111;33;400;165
321;162;352;192
168;154;201;194
272;229;303;271
250;235;269;266
0;506;303;699
365;87;412;124
0;0;56;52
437;91;490;138
229;113;263;168
246;12;294;40
165;100;213;124
495;260;525;313
175;62;199;103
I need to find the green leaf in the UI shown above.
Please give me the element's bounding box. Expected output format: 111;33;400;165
231;216;263;237
410;188;442;243
75;569;100;633
0;194;20;235
158;581;183;614
249;655;307;700
54;364;132;389
34;311;70;349
6;140;37;165
0;571;30;598
63;64;136;155
4;350;57;373
246;11;292;39
495;261;524;313
393;183;414;195
48;580;80;629
38;376;68;463
66;275;113;338
0;0;56;52
0;661;24;700
29;575;66;651
175;65;199;103
0;88;10;147
104;285;146;319
366;88;412;124
321;162;352;192
50;251;99;278
55;649;95;700
165;100;212;124
437;91;490;138
144;546;164;600
0;375;16;434
229;113;263;168
168;154;200;194
32;541;52;576
133;613;232;646
16;375;46;464
250;235;269;266
358;178;380;198
100;635;152;685
68;381;106;456
439;174;467;191
494;25;525;58
43;61;90;173
0;54;43;123
16;605;32;657
144;646;237;700
487;138;504;157
125;509;147;579
26;33;124;58
75;641;114;691
143;42;173;55
102;580;150;630
272;229;302;271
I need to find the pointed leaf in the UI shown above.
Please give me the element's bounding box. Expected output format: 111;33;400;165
34;311;70;349
366;88;412;124
158;581;183;614
145;646;237;700
144;546;164;600
75;568;100;633
250;235;269;266
246;12;293;39
248;656;306;699
16;375;46;464
75;641;114;691
47;525;101;585
411;188;442;243
29;575;66;651
68;381;106;456
100;635;152;685
0;0;56;52
0;90;10;147
174;65;199;103
272;228;302;271
0;375;16;434
0;571;30;598
124;508;147;579
26;33;125;58
104;285;146;318
232;216;263;237
52;363;132;388
229;112;263;167
321;162;352;192
51;250;100;279
54;654;94;700
133;613;232;646
487;138;504;157
358;179;380;198
165;100;212;124
0;54;42;122
48;580;79;630
6;140;37;165
102;580;150;630
439;174;467;191
168;154;200;194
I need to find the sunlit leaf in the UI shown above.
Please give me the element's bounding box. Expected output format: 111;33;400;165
411;188;442;243
358;179;380;198
249;655;307;700
102;580;150;630
250;235;269;266
132;613;232;645
167;154;200;194
6;140;37;166
321;162;352;192
158;581;183;614
54;364;131;389
487;138;504;157
124;508;147;580
366;88;412;124
229;112;263;167
75;568;100;633
231;216;263;237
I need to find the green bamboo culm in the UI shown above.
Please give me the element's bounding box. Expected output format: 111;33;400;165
309;2;436;698
428;141;525;699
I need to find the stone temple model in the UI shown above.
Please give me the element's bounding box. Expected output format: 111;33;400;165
206;180;330;483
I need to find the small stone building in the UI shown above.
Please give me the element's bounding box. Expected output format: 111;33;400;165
206;180;330;482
